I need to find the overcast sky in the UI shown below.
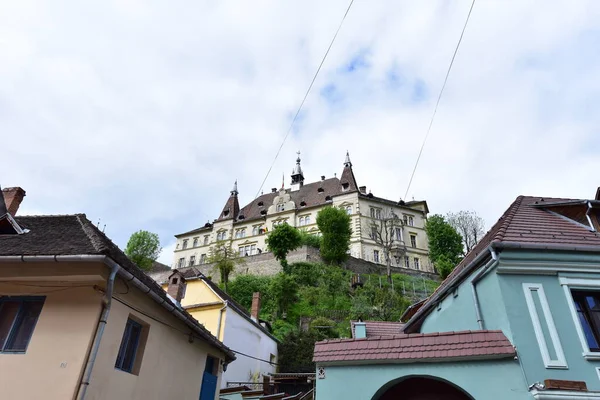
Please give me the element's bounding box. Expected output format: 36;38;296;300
3;1;600;265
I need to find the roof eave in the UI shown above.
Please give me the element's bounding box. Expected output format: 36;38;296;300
313;352;516;366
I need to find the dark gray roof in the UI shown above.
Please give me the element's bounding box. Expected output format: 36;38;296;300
0;214;235;362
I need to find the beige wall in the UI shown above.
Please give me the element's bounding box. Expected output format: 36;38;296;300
0;262;227;400
86;276;225;400
0;263;105;400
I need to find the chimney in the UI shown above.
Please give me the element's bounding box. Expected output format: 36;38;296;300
359;186;367;194
2;187;26;215
251;292;261;322
271;188;277;193
596;187;600;201
321;175;325;181
167;272;186;303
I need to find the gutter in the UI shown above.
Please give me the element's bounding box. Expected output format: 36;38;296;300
216;302;228;341
77;259;120;400
470;249;498;330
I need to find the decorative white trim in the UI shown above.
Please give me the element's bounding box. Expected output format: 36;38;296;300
560;277;600;358
531;390;600;399
596;367;600;381
523;283;568;369
498;262;600;275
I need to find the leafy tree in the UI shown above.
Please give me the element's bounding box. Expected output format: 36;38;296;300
369;208;405;283
207;241;244;292
266;223;302;273
425;215;463;278
436;255;456;279
298;230;322;249
125;230;162;271
269;273;299;316
226;275;273;311
290;262;321;287
278;330;326;373
446;210;486;254
316;206;352;265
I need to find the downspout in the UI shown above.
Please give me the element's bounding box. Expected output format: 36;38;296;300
586;201;596;232
470;247;499;330
216;301;228;341
76;261;120;400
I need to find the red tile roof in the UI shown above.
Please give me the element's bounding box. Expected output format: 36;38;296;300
313;330;514;364
350;320;405;338
405;195;600;333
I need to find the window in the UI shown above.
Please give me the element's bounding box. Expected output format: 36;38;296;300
200;254;206;264
410;235;417;248
299;215;311;226
414;258;420;270
408;216;414;227
253;226;259;236
176;243;180;250
204;236;209;245
189;256;196;266
405;256;410;269
239;246;245;257
395;228;403;241
371;226;377;240
298;216;304;227
216;231;227;241
276;203;285;212
370;208;381;219
0;296;45;353
373;250;380;263
403;215;408;225
182;239;188;250
115;318;146;374
250;244;256;255
235;229;245;239
305;215;311;225
178;258;185;268
239;245;254;257
572;291;600;352
193;237;199;247
345;205;352;215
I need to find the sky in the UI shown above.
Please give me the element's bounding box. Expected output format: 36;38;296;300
2;1;600;266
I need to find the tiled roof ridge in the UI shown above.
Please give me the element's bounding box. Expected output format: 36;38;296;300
491;195;524;243
75;214;111;253
320;329;504;344
16;213;87;218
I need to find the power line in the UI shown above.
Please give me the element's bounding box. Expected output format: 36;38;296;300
112;296;278;366
403;0;476;200
254;0;355;199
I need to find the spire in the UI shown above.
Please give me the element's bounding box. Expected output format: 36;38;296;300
217;180;240;221
340;151;358;193
291;151;305;189
344;151;352;168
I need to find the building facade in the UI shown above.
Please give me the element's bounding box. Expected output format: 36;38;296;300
172;153;432;273
314;188;600;399
149;268;279;388
0;188;234;400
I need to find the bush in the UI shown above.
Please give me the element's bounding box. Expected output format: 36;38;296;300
226;275;274;315
290;262;322;286
310;316;339;338
278;330;327;373
299;230;322;249
316;207;352;265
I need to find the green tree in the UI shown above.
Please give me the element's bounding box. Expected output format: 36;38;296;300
425;214;464;278
298;230;322;249
269;273;299;317
125;230;162;271
266;223;302;273
316;206;352;265
207;241;244;292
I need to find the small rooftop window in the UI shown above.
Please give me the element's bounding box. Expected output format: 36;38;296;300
258;201;264;207
238;215;245;220
300;201;306;207
260;210;267;216
325;196;332;202
223;209;230;217
318;188;324;193
342;183;349;191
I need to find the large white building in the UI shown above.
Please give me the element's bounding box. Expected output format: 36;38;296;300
172;153;432;273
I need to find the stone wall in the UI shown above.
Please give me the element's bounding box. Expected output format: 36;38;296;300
196;245;438;283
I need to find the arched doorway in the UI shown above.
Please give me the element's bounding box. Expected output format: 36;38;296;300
373;376;474;400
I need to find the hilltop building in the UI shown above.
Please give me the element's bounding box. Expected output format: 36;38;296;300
172;152;432;273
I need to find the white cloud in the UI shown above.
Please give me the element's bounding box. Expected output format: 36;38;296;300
3;0;600;264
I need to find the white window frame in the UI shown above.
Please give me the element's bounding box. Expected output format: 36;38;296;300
522;283;568;368
408;216;414;227
410;235;417;248
373;250;380;263
203;236;209;245
182;239;188;249
559;277;600;360
345;205;352;215
414;258;420;270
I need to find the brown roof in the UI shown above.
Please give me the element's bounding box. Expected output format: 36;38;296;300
405;195;600;333
0;214;235;362
350;320;405;338
313;330;514;364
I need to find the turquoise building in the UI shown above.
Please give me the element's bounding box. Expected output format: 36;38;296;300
314;191;600;399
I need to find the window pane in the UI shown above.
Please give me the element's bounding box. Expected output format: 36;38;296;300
0;301;20;350
577;307;599;350
586;296;600;311
5;300;44;352
116;320;142;373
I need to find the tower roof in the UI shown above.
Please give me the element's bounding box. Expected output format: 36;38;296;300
340;151;358;193
291;151;305;186
217;181;240;221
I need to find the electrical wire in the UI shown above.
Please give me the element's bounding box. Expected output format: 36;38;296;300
403;0;476;200
112;296;278;366
254;0;355;199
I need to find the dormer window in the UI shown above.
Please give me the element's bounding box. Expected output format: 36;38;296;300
260;210;267;216
300;201;306;207
317;188;324;193
223;209;230;217
258;201;264;207
325;196;332;202
238;215;245;220
342;183;349;191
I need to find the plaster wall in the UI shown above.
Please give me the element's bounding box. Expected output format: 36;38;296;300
314;360;528;400
220;308;278;388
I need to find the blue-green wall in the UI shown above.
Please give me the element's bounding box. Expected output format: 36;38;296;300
315;360;528;400
496;251;600;390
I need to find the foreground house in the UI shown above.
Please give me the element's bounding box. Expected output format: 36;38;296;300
172;152;432;273
0;187;234;400
315;189;600;399
149;267;278;388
